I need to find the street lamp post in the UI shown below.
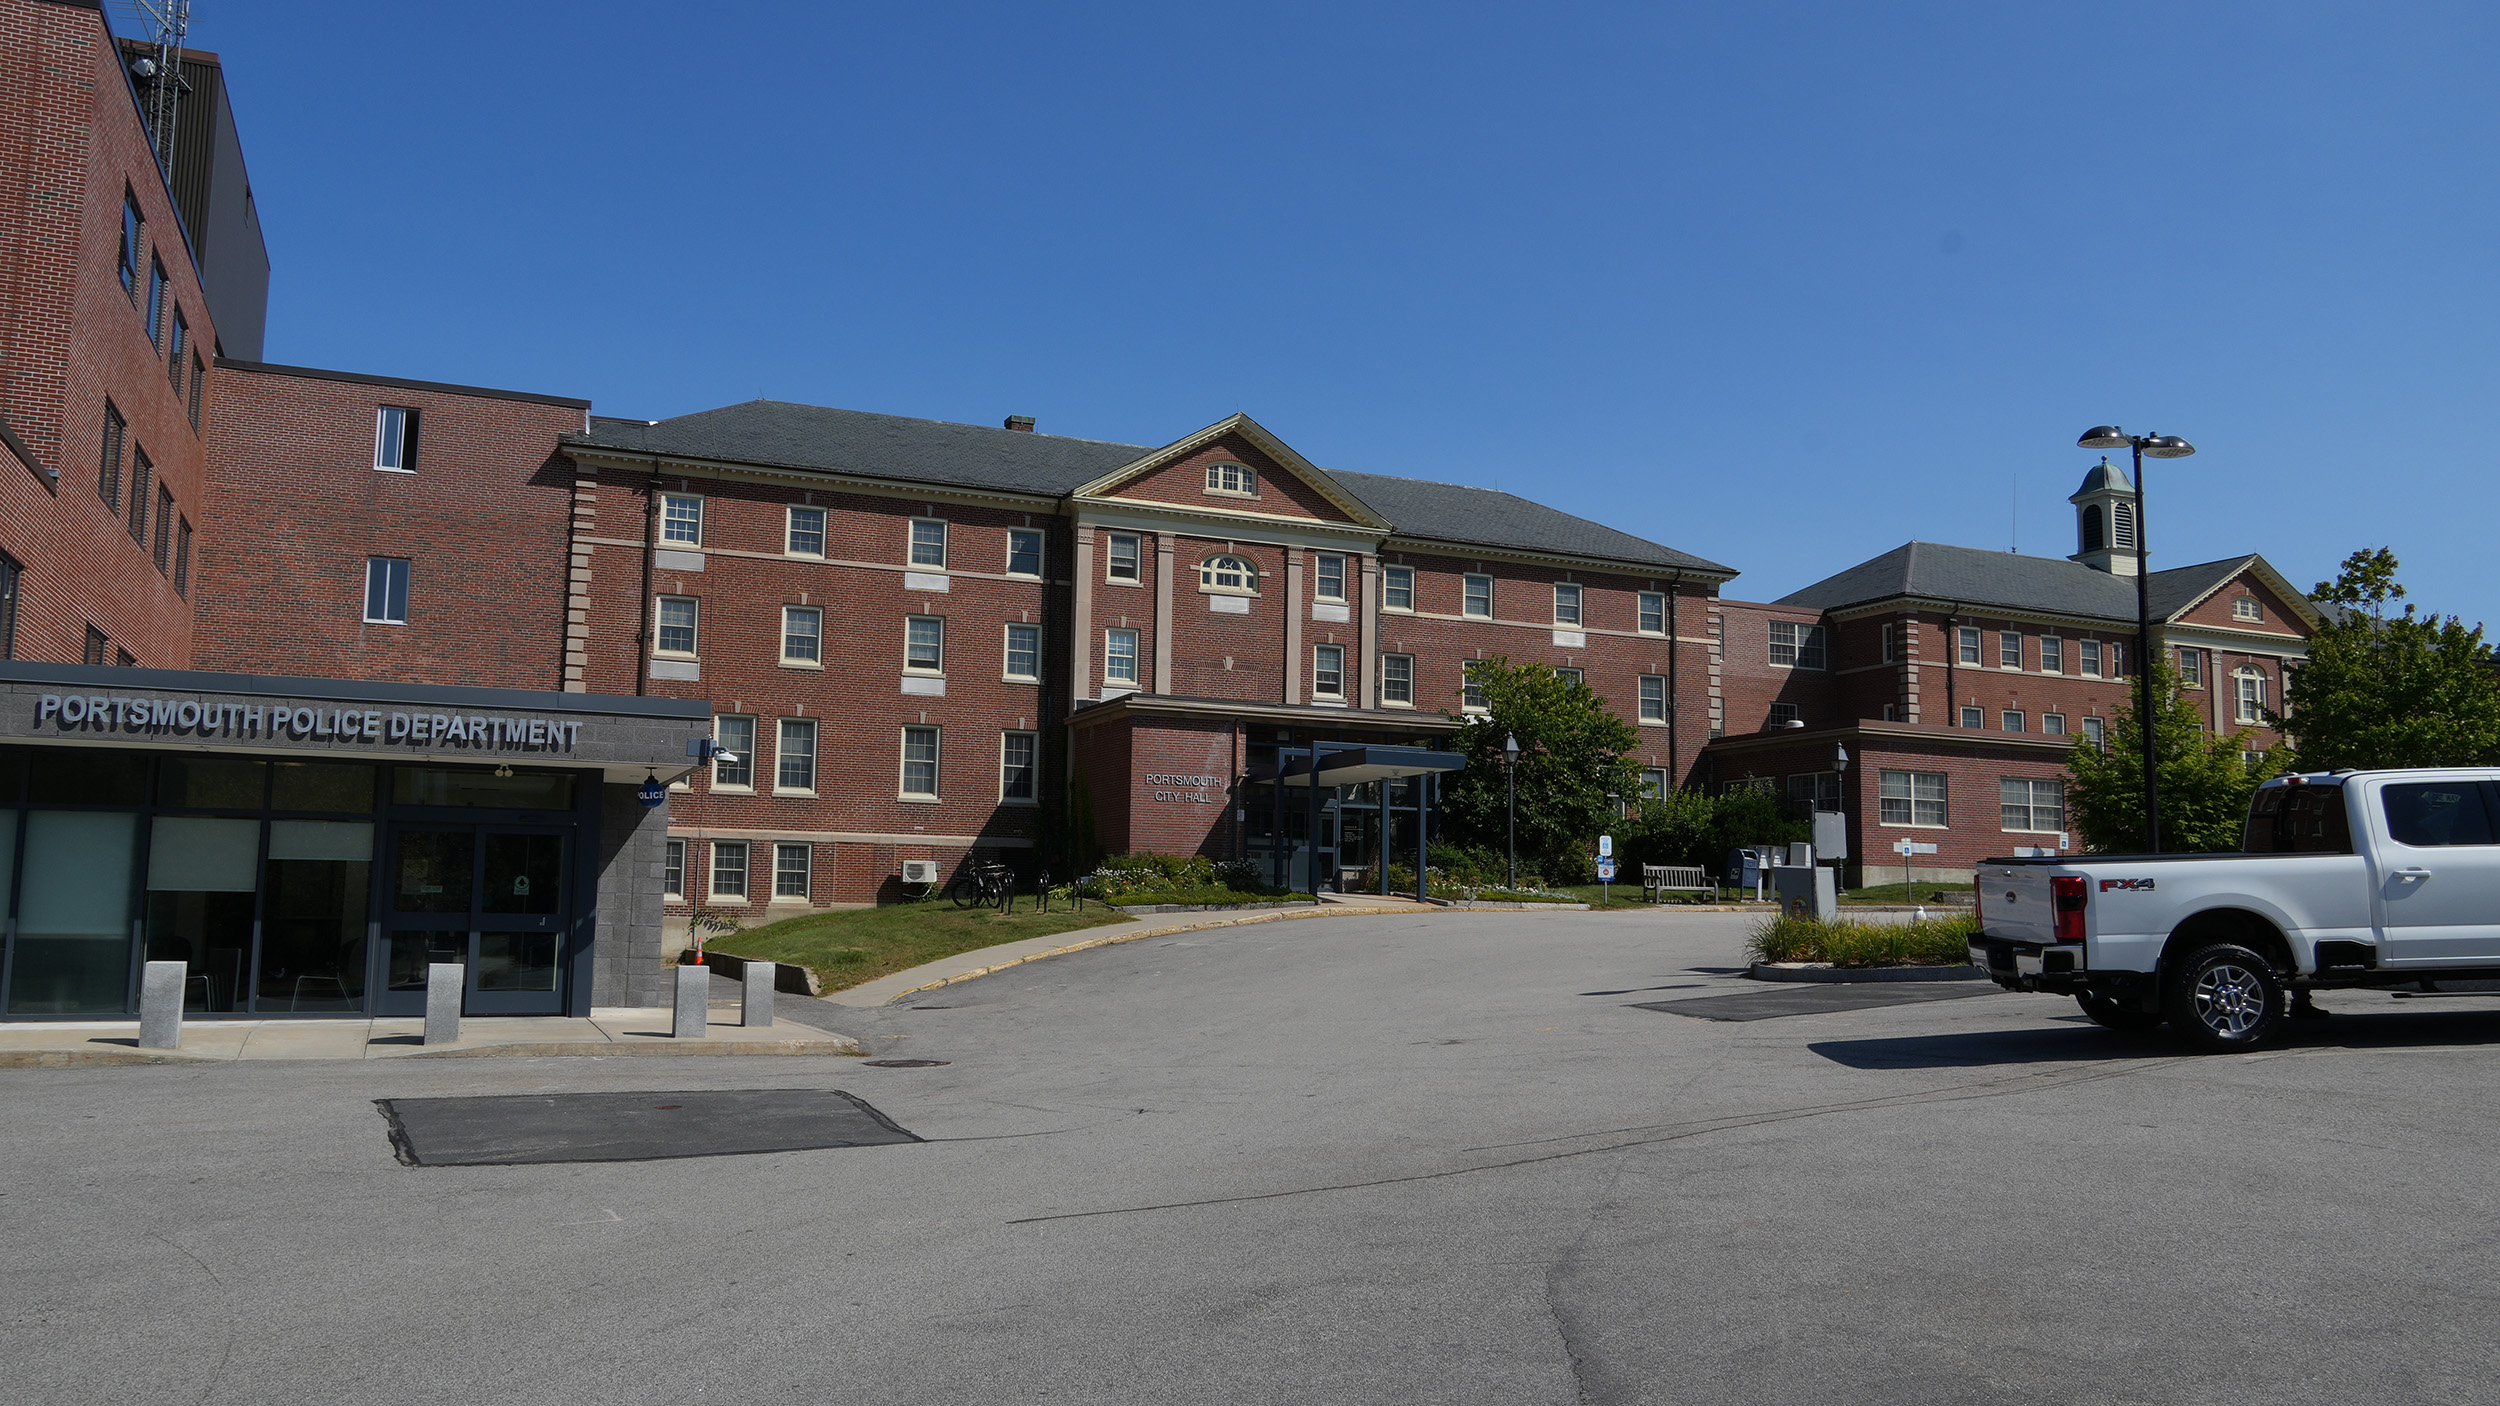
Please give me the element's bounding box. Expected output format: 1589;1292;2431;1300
1502;732;1520;889
2076;425;2197;853
1832;742;1849;893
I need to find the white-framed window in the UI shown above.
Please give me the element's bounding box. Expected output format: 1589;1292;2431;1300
2044;712;2067;736
1461;662;1487;711
901;726;940;799
1315;554;1346;603
1006;529;1044;577
710;840;749;899
1638;592;1666;635
363;557;411;624
2079;639;2103;677
2178;648;2204;688
1107;532;1142;583
1769;621;1827;670
373;405;418;473
1199;555;1257;593
2109;642;2126;677
713;715;755;789
1769;703;1800;727
1788;771;1843;813
2233;596;2263;622
777;717;818;792
905;615;944;673
1880;769;1947;827
1104;628;1139;686
774;842;812;899
2235;667;2266;723
781;605;822;665
661;493;703;545
655;596;698;655
1313;644;1345;698
909;518;947;568
1998;631;2022;669
1380;653;1414;706
1553;583;1583;627
1384;566;1415;612
2081;715;2106;749
1639;674;1667;723
1004;623;1041;680
1960;705;1983;729
2001;778;2066;833
2242;748;2269;768
663;839;685;899
1880;623;1894;662
1000;731;1038;802
1641;767;1669;800
1556;667;1584;688
786;506;826;557
2041;636;2063;674
2003;710;2025;733
1205;462;1257;495
1463;575;1493;618
1958;626;1982;664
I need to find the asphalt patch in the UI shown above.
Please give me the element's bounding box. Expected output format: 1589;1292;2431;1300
377;1089;920;1167
1633;983;2000;1023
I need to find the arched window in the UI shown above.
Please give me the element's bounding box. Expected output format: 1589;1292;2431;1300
2079;503;2106;553
1199;554;1258;593
1205;462;1257;496
2111;499;2138;549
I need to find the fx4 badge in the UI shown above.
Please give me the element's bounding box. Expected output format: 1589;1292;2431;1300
2098;877;2157;892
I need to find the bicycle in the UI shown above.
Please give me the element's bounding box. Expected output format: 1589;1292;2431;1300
946;861;1017;911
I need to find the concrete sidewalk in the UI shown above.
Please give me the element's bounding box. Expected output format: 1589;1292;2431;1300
0;1005;861;1067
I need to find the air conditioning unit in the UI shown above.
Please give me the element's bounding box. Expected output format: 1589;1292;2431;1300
900;860;940;885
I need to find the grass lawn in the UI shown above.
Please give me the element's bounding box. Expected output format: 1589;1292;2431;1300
1098;885;1312;908
708;901;1128;993
1838;879;1977;906
1549;882;1722;907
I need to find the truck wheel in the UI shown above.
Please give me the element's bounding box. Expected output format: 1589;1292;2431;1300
2076;993;2164;1031
2163;943;2285;1051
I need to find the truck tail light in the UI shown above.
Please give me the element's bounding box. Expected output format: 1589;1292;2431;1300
2051;874;2087;945
1973;875;1985;926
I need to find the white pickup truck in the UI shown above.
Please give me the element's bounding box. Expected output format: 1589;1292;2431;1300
1972;768;2500;1050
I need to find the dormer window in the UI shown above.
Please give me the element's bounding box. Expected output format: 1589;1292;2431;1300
1205;462;1257;497
1199;554;1258;594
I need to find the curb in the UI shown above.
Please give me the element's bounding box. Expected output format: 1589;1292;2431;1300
1746;961;1988;984
397;1036;862;1059
0;1048;218;1068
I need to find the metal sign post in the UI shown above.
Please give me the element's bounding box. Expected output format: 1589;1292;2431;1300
1892;838;1939;897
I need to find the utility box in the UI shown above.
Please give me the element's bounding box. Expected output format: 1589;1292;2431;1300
1771;864;1838;922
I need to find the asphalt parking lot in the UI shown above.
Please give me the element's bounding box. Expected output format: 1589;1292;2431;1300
6;909;2498;1405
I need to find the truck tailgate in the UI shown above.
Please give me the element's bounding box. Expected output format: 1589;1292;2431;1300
1978;865;2062;946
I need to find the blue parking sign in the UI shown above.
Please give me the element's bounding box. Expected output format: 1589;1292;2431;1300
1596;857;1616;881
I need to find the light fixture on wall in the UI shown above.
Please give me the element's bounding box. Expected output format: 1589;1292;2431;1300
494;765;514;778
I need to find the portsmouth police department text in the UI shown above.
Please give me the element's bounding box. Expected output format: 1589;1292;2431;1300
36;695;583;749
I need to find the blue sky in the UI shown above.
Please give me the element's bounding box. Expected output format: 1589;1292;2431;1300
187;2;2497;618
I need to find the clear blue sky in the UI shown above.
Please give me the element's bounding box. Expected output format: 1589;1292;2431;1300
187;2;2498;618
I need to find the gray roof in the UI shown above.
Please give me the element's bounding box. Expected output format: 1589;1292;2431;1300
573;401;1145;497
1325;469;1733;575
1774;541;2278;624
569;400;1729;574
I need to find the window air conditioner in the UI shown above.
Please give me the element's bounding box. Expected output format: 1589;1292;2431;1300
900;860;940;885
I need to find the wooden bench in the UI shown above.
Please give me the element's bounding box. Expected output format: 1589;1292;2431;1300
1642;864;1714;903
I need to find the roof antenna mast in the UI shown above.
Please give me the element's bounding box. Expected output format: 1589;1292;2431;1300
2009;468;2018;554
117;0;192;177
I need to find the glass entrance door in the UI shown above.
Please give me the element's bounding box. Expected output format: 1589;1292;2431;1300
380;826;569;1015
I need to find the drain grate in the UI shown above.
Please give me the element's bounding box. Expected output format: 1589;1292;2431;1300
378;1088;919;1167
863;1058;950;1068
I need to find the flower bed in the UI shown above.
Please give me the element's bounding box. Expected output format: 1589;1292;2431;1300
1747;913;1979;968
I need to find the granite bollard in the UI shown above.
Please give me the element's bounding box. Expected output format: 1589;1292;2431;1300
742;960;774;1027
138;960;185;1050
673;964;709;1039
424;963;462;1045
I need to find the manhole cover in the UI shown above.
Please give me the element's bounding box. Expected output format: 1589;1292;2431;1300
863;1058;950;1068
377;1089;919;1166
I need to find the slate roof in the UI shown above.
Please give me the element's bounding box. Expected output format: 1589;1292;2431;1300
569;400;1730;574
1774;541;2281;625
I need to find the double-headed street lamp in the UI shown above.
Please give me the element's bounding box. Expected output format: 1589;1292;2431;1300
1502;732;1520;889
2076;425;2197;853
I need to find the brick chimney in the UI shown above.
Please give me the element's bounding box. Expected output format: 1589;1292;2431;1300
1004;415;1035;433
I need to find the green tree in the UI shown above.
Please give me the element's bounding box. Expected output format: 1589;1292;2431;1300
1438;657;1641;879
2276;547;2500;769
2067;657;2280;853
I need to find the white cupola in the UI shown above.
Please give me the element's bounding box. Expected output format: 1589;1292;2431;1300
2069;457;2140;576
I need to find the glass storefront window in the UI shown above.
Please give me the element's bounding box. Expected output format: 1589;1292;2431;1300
259;820;373;1012
9;811;138;1014
482;833;564;916
29;752;145;806
394;830;475;913
157;757;269;809
392;768;574;810
273;761;374;813
144;815;259;1012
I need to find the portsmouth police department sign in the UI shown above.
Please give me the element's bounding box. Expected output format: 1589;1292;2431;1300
36;692;584;752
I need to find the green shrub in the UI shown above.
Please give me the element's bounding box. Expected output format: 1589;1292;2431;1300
1748;914;1979;968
